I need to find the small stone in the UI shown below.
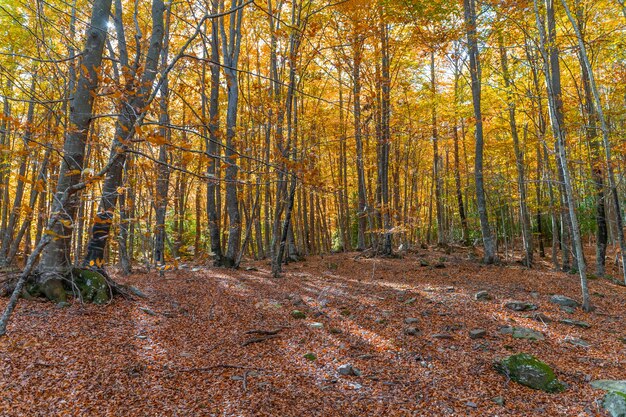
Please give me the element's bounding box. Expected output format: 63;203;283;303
500;326;544;341
374;318;387;324
559;319;591;328
358;354;374;360
329;328;342;334
505;301;538;311
309;322;324;329
466;401;477;408
432;333;453;340
565;337;590;348
55;301;70;308
404;317;419;324
136;335;148;340
419;259;429;267
338;364;361;376
245;266;259;271
469;329;487;339
404;327;420;336
550;295;580;308
291;310;306;319
303;353;317;361
560;305;576;314
492;396;505;406
474;290;491;301
404;297;417;305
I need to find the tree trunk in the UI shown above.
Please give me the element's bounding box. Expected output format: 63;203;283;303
37;0;113;301
464;0;497;263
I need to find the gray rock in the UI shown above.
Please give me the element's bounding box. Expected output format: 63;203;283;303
565;337;590;348
404;327;420;336
591;380;626;394
505;301;538;311
404;317;419;324
603;392;626;417
560;305;576;314
550;294;580;308
432;333;453;340
469;329;487;339
55;301;70;308
309;322;324;329
466;401;477;408
499;326;544;341
474;290;491;301
492;396;505;406
592;381;626;417
559;319;591;328
338;364;361;376
494;353;566;393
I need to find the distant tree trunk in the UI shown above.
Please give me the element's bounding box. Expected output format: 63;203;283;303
37;0;113;301
534;0;590;310
220;0;245;267
431;51;445;246
452;50;470;245
4;149;50;267
153;4;172;267
353;32;367;251
464;0;497;263
498;35;533;266
379;20;392;255
0;72;36;264
206;0;223;266
561;0;626;283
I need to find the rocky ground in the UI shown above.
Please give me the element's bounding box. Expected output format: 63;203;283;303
1;247;625;416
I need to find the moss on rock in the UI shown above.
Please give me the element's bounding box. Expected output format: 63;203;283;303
494;353;566;393
72;268;110;304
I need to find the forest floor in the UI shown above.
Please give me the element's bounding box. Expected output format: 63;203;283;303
1;246;625;416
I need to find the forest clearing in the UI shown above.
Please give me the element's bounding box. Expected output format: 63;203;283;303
1;0;626;414
1;248;625;416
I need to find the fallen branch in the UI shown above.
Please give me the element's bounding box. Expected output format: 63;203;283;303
241;334;281;346
176;364;264;373
244;328;283;336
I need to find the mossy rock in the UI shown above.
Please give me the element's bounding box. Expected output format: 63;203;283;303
494;353;566;393
291;310;306;319
591;380;626;417
72;268;110;304
603;392;626;417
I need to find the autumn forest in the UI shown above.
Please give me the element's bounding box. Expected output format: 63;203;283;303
0;0;625;415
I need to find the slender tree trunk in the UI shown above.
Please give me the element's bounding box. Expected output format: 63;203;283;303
561;0;626;283
353;32;367;251
220;0;245;267
464;0;497;263
534;0;590;310
498;36;533;266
